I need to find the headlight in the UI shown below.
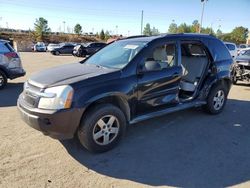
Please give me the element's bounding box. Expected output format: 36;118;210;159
38;85;74;110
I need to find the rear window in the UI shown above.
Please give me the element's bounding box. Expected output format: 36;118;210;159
0;43;13;53
188;44;206;56
225;44;235;51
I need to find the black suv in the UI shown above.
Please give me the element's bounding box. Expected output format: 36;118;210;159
73;42;106;57
51;43;75;55
18;34;233;153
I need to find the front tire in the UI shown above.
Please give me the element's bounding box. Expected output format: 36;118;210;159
78;104;127;153
0;70;7;89
204;84;228;114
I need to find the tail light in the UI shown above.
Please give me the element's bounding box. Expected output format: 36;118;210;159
4;52;19;59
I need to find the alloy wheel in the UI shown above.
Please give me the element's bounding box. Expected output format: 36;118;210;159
213;90;225;110
92;115;120;146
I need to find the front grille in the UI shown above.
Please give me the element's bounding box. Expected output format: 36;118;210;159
22;82;41;108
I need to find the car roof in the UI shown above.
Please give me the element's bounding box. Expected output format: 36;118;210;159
120;33;216;43
0;39;10;43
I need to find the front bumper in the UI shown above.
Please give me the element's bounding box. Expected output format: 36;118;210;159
8;68;26;79
17;96;84;140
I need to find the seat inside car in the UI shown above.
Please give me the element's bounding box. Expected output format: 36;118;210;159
180;44;208;92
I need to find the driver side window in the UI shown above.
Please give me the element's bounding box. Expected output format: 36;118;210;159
143;42;177;71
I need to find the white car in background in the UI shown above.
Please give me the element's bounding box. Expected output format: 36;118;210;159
224;42;237;58
47;43;60;52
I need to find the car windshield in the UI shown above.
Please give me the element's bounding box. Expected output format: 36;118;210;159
240;49;250;56
84;40;147;69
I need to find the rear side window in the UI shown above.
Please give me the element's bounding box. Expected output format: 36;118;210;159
0;43;11;53
208;39;231;61
187;44;206;56
225;44;235;51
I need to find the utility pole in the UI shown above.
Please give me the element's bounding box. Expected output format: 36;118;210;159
141;10;144;35
199;0;207;33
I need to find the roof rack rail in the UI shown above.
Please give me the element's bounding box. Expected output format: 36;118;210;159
119;35;149;40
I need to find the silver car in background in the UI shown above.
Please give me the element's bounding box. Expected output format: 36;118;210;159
47;43;60;52
224;42;237;58
0;40;26;89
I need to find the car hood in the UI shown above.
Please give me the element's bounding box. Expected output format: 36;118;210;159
28;63;117;88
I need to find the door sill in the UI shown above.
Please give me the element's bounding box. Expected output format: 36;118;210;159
129;100;206;124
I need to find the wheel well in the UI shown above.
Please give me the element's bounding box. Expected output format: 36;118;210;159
212;78;231;94
83;96;131;122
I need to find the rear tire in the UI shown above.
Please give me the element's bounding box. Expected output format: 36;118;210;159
204;84;228;114
78;104;127;153
0;70;7;89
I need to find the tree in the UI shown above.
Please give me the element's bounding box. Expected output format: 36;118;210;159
152;27;160;35
105;30;111;41
34;17;50;41
191;20;200;33
74;24;82;35
100;29;105;40
143;23;152;36
230;26;248;44
201;27;215;35
218;26;248;44
168;22;178;33
216;29;222;37
177;23;191;33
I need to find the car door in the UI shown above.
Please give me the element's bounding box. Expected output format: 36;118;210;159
136;40;182;115
87;43;97;54
65;45;74;54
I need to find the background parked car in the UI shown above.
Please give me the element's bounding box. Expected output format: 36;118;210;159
51;43;75;55
33;42;46;52
224;42;237;58
233;48;250;84
0;39;25;89
73;42;106;57
47;43;60;52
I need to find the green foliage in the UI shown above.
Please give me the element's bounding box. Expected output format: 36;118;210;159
100;29;105;40
34;17;51;41
151;27;160;35
201;27;215;35
105;30;111;41
216;29;222;36
177;23;191;33
143;23;160;36
218;26;248;44
74;24;82;35
191;20;200;33
168;22;178;33
143;23;152;36
231;26;248;44
167;20;214;35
